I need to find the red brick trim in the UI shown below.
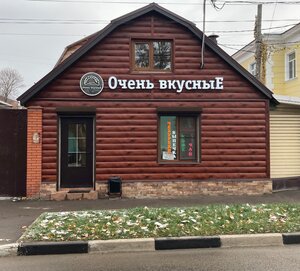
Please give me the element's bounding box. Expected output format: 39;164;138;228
26;107;42;198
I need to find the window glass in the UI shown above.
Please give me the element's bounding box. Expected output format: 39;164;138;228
289;61;294;79
153;41;172;70
180;117;196;160
68;123;87;167
160;116;177;160
250;62;256;76
159;115;198;162
288;52;295;62
287;52;296;80
135;43;149;68
133;40;172;71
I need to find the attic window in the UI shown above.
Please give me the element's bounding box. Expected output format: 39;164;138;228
133;40;172;72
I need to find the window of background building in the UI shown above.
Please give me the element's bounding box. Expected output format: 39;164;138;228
133;40;172;71
159;114;199;162
286;51;296;80
249;62;257;76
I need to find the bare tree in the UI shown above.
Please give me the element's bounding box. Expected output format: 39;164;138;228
0;68;24;102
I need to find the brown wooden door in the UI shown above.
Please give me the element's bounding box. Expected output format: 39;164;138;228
60;116;94;188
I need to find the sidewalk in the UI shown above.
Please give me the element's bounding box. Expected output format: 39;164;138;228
1;190;300;246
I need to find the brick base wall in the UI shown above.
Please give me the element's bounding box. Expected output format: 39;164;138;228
96;179;272;199
40;179;272;200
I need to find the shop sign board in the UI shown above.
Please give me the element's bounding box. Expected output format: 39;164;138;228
80;72;104;96
80;73;223;96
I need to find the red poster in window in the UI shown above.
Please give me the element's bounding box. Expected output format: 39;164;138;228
188;143;193;157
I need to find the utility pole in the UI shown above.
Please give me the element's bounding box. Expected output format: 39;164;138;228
254;4;262;81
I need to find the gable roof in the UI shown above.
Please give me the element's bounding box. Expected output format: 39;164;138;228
18;3;278;105
269;22;300;39
54;31;99;67
233;22;300;60
231;40;255;60
273;94;300;106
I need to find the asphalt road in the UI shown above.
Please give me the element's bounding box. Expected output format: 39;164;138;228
1;246;300;271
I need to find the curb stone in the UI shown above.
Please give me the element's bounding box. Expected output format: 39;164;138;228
0;243;19;257
282;232;300;244
155;236;221;250
220;233;283;248
1;233;300;257
89;238;155;253
17;241;88;256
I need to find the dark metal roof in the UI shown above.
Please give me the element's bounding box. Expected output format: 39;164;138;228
18;2;278;105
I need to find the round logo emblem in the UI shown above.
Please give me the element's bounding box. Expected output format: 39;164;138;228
80;72;104;96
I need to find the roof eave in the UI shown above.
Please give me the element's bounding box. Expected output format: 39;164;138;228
18;18;122;104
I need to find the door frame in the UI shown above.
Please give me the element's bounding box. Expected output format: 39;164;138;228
58;114;95;190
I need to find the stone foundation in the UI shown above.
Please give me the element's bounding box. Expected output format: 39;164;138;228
96;179;272;199
96;182;109;198
40;183;99;200
40;182;57;200
40;179;272;200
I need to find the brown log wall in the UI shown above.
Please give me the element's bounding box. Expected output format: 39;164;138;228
29;100;269;182
26;12;270;183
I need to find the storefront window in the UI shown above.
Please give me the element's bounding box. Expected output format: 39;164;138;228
159;115;198;162
68;123;87;167
133;40;172;71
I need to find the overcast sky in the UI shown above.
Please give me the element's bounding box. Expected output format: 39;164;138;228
1;0;300;96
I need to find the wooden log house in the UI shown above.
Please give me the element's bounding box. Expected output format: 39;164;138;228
18;3;277;199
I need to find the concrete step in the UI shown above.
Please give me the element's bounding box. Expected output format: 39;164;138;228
50;190;98;201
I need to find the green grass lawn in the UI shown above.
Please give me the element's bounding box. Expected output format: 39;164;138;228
20;203;300;242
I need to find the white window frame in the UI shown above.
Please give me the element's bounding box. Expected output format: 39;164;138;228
249;62;257;76
286;51;296;81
